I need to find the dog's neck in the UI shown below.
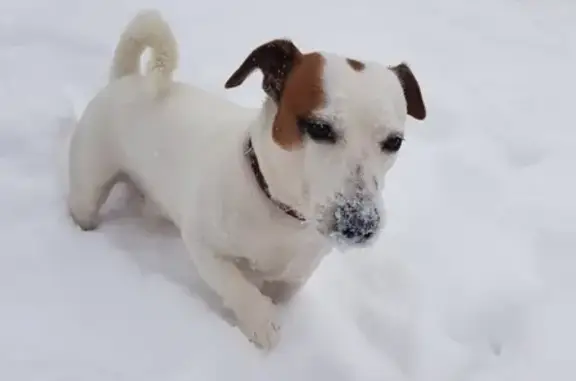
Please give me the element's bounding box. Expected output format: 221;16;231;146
246;97;309;222
244;138;305;222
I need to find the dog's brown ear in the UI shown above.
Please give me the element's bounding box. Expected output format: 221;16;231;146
224;39;303;102
390;63;426;120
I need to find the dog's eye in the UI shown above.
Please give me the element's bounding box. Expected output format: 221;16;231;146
380;135;404;153
298;118;337;143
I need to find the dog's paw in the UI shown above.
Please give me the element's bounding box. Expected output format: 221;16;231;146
246;317;281;351
237;298;281;351
69;209;99;231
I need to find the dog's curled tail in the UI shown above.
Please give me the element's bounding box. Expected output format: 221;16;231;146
109;9;178;95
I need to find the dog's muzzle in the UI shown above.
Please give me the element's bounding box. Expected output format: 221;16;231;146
327;193;382;246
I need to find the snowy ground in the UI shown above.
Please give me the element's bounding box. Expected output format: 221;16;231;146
1;0;575;380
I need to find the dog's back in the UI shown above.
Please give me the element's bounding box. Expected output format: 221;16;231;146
68;10;254;229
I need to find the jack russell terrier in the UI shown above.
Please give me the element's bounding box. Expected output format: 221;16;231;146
67;9;426;350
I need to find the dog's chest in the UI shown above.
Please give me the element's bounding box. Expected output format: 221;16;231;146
189;143;331;283
222;219;330;283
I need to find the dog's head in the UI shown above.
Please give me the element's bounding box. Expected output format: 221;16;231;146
225;39;426;249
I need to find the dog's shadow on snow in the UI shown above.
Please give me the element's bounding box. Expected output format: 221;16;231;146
97;183;237;325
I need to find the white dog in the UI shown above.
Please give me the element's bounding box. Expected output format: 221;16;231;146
67;9;426;350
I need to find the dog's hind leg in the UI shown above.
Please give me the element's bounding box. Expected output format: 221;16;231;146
68;168;119;231
67;128;119;231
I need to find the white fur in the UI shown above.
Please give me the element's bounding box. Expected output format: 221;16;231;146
68;10;418;350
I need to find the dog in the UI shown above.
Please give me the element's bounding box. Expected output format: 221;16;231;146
67;9;426;350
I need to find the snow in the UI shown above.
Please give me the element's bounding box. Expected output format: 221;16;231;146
1;0;575;379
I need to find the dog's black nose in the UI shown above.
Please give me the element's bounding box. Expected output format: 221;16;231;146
332;201;381;245
340;226;375;242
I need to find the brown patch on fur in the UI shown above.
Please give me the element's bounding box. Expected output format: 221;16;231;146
224;40;325;150
272;53;325;149
346;58;365;71
224;39;303;102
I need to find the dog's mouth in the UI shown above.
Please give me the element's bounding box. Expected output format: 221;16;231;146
315;193;383;248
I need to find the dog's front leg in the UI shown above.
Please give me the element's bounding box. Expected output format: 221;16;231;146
182;233;280;350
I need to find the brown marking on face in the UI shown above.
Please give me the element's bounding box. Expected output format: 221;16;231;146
224;40;325;150
272;52;326;150
346;58;365;71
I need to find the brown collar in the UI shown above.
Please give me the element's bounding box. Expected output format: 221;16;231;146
245;138;306;222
